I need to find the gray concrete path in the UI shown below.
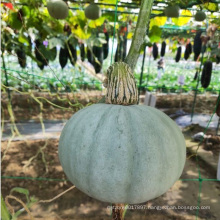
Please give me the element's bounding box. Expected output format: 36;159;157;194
2;120;67;141
2;113;219;141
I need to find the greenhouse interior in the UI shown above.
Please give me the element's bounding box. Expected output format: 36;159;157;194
1;0;220;219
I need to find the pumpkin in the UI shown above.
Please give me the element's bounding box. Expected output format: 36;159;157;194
84;3;101;20
195;11;206;21
47;0;69;19
59;62;186;204
164;5;180;18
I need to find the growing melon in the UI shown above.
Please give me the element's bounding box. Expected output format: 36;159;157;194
195;11;206;21
47;0;69;19
164;5;180;18
85;3;101;20
59;62;186;204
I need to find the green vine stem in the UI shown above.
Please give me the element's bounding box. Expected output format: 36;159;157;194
105;0;153;106
125;0;154;71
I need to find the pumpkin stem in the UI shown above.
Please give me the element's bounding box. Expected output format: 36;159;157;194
105;62;138;105
112;203;125;220
125;0;154;71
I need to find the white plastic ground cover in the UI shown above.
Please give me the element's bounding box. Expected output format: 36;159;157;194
175;114;220;129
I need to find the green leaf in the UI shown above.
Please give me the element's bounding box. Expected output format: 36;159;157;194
10;187;30;203
21;6;30;17
1;195;11;220
30;196;38;204
102;12;117;22
48;37;64;49
18;34;30;46
68;36;78;48
150;16;167;29
149;25;162;43
204;3;219;12
10;187;29;197
88;17;106;28
8;12;22;30
74;28;91;40
38;44;54;61
42;24;53;35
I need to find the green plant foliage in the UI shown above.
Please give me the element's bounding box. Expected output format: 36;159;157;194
149;25;162;42
48;37;64;49
1;195;11;220
204;2;219;12
8;12;22;30
18;34;30;46
101;12;117;22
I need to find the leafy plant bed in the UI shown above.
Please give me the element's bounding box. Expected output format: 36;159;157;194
3;55;220;93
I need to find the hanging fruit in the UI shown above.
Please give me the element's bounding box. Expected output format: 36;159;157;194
84;3;101;20
160;41;166;57
195;11;206;21
201;60;212;88
175;46;182;62
87;47;93;64
92;46;103;74
164;5;180;18
152;43;158;60
184;43;192;60
49;47;57;61
193;71;198;81
59;62;186;204
35;40;48;70
47;0;69;19
59;46;68;69
193;31;202;61
80;44;85;62
103;32;109;60
216;56;220;64
16;48;26;68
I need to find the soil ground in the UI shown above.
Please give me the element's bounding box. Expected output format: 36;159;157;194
1;91;219;121
1;91;220;220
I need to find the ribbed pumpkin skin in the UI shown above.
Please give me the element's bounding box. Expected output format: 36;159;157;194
59;104;186;204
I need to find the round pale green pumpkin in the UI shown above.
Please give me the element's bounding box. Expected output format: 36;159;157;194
59;104;186;204
84;3;101;20
195;11;206;21
164;5;180;18
47;0;69;19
